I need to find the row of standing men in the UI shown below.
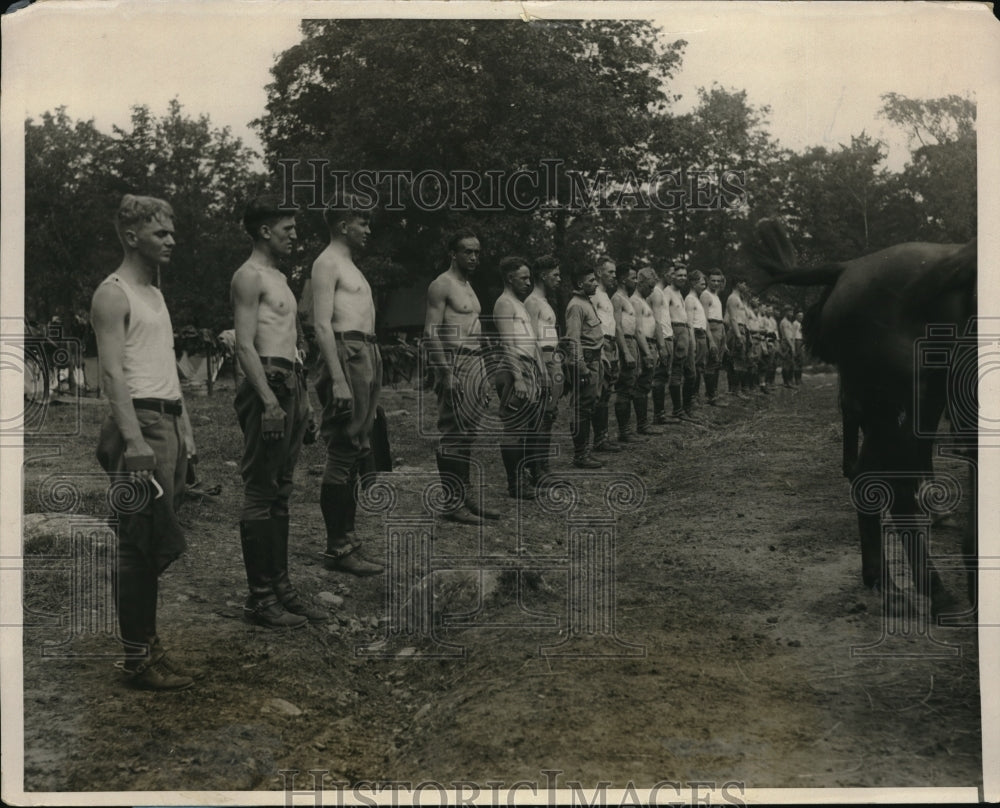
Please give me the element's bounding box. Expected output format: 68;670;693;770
89;194;805;691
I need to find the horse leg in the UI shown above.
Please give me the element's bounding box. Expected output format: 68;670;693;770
842;408;861;480
854;424;888;593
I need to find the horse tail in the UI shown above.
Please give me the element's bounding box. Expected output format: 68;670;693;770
745;218;800;276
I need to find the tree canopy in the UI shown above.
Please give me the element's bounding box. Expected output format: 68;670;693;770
23;18;976;332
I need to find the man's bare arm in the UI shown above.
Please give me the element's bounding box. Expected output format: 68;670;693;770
423;277;454;388
90;284;152;469
232;268;287;436
611;294;633;365
648;290;669;361
312;255;350;397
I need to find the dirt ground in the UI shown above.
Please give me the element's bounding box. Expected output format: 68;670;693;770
18;373;981;796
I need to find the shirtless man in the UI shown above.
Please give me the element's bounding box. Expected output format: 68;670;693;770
424;229;500;525
231;196;326;628
779;305;796;389
564;266;604;469
665;264;697;420
761;302;779;391
630;267;662;435
648;265;675;424
685;270;715;410
312;196;384;576
725;279;751;398
747;296;767;394
612;264;643;442
591;255;628;452
701;269;728;406
493;256;546;499
793;309;805;386
525;255;562;477
92;195;196;689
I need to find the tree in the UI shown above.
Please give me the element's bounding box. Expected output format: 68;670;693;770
880;93;976;243
24;108;120;323
253;19;687;304
25;102;262;330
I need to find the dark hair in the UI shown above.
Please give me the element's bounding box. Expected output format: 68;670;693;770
499;255;530;283
615;263;634;283
243;195;296;240
447;228;479;253
572;265;596;286
595;254;615;271
688;269;704;285
323;193;370;233
533;254;559;275
708;268;725;278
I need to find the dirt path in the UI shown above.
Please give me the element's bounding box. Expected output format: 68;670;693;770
20;374;981;794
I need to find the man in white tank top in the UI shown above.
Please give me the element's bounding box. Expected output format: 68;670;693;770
92;194;195;690
231;196;327;628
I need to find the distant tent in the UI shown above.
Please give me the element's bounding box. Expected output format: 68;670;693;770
177;351;222;388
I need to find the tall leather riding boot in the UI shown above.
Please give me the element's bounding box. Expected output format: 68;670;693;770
614;399;632;441
571;417;601;468
634;396;659;434
241;520;308;628
320;483;383;575
535;423;553;475
459;448;501;520
682;376;695;414
436;450;485;524
271;515;328;622
705;372;718;403
501;442;527;498
669;384;683;417
652;386;667;421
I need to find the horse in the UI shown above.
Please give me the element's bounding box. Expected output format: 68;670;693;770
746;220;977;617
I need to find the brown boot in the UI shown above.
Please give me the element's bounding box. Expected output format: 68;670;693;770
125;647;194;691
322;542;384;576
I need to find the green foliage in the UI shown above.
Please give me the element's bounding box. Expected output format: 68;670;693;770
25;101;262;329
253;19;688;288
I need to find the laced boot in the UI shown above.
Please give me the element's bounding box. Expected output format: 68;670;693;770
241;520;308;628
271;514;328;622
117;548;193;688
150;636;201;680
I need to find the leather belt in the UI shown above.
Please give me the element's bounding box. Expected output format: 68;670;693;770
133;398;182;416
540;346;557;354
260;355;301;372
583;348;602;361
694;327;707;334
334;331;377;343
708;318;724;324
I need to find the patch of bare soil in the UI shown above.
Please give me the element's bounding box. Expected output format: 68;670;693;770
19;375;980;794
